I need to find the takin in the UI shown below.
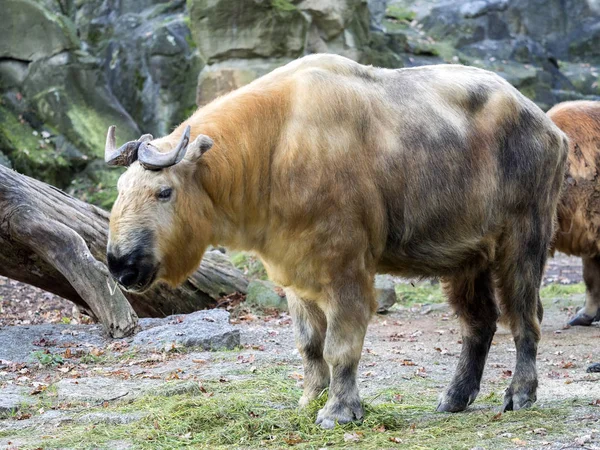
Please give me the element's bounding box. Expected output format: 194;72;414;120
547;100;600;374
105;54;568;427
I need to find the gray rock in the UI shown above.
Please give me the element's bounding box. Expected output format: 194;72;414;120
196;58;291;106
0;322;106;363
188;0;308;63
460;0;508;19
301;0;371;61
105;10;202;136
375;275;397;313
0;385;31;417
23;52;140;159
368;0;388;31
0;60;29;89
56;377;160;403
0;0;79;62
133;309;240;351
246;280;288;310
0;309;241;363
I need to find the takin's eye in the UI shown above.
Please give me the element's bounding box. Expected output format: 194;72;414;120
156;187;173;202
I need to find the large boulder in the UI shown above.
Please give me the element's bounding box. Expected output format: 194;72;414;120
103;9;202;136
0;0;79;62
23;52;140;159
300;0;371;61
188;0;309;63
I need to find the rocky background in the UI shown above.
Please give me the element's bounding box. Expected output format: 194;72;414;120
1;0;600;209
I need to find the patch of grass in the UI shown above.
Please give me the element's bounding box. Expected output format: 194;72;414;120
395;282;445;306
26;365;575;450
540;283;585;299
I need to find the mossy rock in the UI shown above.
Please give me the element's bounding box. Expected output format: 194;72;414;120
188;0;308;63
246;280;287;310
23;52;140;159
68;161;124;209
0;105;72;186
1;0;79;61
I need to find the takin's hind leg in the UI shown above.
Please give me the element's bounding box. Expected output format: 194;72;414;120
315;275;375;429
569;256;600;326
286;289;330;408
496;217;550;412
437;269;499;412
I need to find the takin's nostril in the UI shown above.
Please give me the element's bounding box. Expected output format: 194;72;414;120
117;268;139;288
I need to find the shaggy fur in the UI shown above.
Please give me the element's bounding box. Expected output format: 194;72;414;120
548;101;600;325
108;54;568;426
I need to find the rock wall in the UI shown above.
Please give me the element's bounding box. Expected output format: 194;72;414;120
1;0;599;207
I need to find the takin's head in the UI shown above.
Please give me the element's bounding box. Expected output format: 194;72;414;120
105;125;214;293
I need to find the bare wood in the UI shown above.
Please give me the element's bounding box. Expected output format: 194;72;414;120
0;165;247;335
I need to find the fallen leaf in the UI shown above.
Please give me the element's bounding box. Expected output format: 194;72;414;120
283;434;303;445
344;431;363;442
491;412;502;421
511;438;527;446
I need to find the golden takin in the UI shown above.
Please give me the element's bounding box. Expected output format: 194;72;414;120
104;54;568;426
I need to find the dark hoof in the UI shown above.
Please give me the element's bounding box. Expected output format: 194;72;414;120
587;363;600;373
568;312;596;327
436;387;479;413
316;400;364;429
502;385;536;412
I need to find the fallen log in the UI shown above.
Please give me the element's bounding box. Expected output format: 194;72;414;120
0;165;248;338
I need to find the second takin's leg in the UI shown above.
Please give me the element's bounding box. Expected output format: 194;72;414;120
286;289;330;407
437;269;499;412
315;276;375;429
496;216;550;411
569;256;600;326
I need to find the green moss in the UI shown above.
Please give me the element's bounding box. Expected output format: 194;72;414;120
68;164;123;209
0;105;71;186
229;251;268;281
385;4;416;22
270;0;297;13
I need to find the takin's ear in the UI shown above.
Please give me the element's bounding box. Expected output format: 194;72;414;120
185;134;214;163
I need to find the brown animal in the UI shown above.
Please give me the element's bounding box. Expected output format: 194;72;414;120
105;54;568;427
548;101;600;327
547;101;600;375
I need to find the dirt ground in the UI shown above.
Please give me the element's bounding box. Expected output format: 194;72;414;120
0;253;598;449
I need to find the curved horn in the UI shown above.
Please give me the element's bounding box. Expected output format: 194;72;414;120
138;125;191;170
104;126;142;167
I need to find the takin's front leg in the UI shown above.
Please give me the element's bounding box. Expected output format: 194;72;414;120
286;289;330;408
315;278;375;429
569;256;600;326
437;270;499;412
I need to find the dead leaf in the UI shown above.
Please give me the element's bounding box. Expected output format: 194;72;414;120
283;434;303;445
511;438;527;447
344;431;364;442
491;412;502;421
389;437;403;443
